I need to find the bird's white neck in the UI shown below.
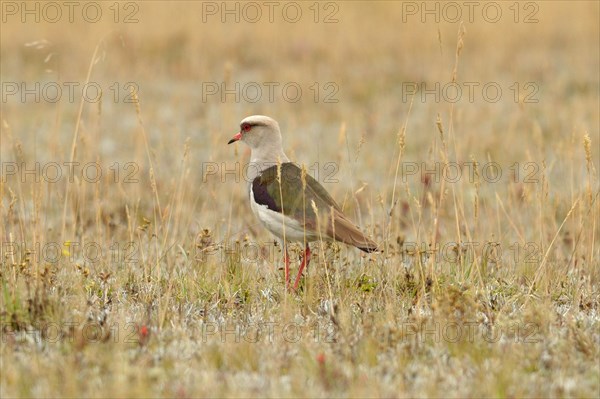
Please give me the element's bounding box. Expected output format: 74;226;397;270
247;146;290;181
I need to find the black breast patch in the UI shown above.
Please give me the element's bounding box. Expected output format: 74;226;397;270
252;176;281;213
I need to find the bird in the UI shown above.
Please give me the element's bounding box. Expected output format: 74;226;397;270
228;115;378;291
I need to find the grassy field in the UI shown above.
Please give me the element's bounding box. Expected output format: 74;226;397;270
1;1;599;397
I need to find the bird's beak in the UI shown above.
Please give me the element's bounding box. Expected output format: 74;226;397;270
228;132;242;144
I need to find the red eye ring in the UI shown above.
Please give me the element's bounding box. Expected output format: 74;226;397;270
242;124;251;132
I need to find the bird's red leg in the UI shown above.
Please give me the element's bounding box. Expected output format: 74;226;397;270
284;247;291;289
293;244;311;291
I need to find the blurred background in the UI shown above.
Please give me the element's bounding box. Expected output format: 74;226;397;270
2;1;598;235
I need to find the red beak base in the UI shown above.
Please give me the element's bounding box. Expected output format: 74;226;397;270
228;132;242;144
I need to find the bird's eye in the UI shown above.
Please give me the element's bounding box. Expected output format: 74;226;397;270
242;124;252;132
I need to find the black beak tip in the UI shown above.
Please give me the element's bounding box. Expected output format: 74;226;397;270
227;139;237;145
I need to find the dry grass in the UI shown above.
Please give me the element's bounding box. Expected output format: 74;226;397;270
1;1;599;398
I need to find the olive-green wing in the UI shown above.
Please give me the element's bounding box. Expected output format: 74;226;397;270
253;163;378;251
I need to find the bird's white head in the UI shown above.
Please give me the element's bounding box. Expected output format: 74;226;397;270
228;115;290;170
228;115;282;149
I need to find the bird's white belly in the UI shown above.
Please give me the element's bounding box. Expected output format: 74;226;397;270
249;185;317;243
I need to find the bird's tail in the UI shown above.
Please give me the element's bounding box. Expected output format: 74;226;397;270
329;211;380;253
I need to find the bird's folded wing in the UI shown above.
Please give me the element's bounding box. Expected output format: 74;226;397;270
253;163;377;251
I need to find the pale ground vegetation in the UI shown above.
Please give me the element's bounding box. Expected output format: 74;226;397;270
1;1;599;398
